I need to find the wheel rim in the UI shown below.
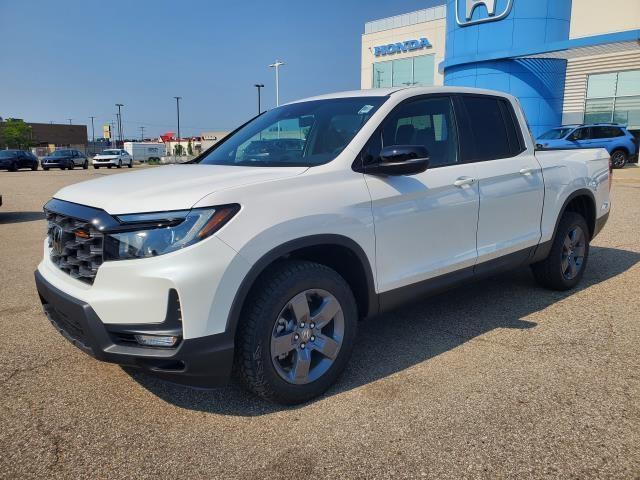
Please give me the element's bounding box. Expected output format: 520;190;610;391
562;226;586;280
270;289;344;385
612;151;625;167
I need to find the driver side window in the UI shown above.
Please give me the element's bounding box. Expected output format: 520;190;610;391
568;128;589;141
362;96;459;168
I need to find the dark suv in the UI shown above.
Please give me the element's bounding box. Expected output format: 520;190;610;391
0;149;39;171
42;149;89;170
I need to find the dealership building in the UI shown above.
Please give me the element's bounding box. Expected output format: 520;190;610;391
362;0;640;136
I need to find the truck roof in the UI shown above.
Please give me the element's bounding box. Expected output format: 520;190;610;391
286;86;515;105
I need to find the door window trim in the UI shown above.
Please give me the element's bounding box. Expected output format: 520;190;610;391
453;93;527;163
353;93;463;172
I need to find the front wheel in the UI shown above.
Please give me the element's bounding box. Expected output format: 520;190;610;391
107;165;112;169
117;160;122;169
531;211;590;291
43;167;49;171
9;162;18;172
128;160;133;168
94;165;99;169
31;163;38;171
611;149;627;169
68;163;74;170
236;260;358;404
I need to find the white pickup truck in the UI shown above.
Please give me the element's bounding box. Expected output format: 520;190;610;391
35;87;611;404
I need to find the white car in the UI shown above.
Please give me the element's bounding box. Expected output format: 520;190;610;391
93;149;133;169
36;87;611;404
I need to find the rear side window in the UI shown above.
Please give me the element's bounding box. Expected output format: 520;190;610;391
592;126;625;138
457;96;524;162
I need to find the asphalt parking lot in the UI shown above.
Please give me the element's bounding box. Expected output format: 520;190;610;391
1;166;639;479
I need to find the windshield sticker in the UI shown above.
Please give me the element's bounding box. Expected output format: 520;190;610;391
358;105;374;115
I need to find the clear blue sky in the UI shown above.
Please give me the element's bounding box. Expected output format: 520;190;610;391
0;0;443;138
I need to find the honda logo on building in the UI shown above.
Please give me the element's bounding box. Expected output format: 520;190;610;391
455;0;514;26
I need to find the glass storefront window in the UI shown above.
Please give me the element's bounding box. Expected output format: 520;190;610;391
585;70;640;128
392;58;413;87
372;54;434;89
372;61;392;88
586;73;617;98
413;55;435;86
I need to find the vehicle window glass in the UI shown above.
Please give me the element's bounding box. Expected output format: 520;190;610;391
567;128;589;141
459;96;513;161
375;96;458;168
591;126;618;139
199;97;385;167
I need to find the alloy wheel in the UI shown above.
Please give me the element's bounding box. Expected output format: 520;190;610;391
562;226;586;280
270;289;344;385
611;151;626;168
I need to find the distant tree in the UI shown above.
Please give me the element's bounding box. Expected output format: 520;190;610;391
187;139;193;156
1;119;33;149
173;144;185;156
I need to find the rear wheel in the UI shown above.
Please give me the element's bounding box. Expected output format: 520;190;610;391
117;160;122;169
128;159;133;168
9;162;18;172
611;149;627;169
83;160;88;169
43;167;49;171
94;165;99;169
532;211;590;290
68;163;74;170
31;162;38;171
236;260;358;404
107;165;112;169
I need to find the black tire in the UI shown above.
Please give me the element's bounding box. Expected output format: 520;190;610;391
117;160;122;169
68;163;74;170
43;167;49;171
236;260;358;404
94;166;99;169
31;162;38;171
9;162;18;172
107;165;112;169
128;160;133;168
531;211;590;291
611;149;627;169
83;160;88;169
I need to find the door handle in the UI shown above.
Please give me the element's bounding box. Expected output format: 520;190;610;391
453;176;476;187
519;168;536;175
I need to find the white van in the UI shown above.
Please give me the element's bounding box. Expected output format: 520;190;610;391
123;142;166;162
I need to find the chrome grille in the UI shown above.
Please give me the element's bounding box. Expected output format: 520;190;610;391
46;211;104;284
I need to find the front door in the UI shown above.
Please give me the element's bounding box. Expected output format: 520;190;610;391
362;96;480;298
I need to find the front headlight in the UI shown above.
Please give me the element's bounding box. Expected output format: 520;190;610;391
103;204;240;260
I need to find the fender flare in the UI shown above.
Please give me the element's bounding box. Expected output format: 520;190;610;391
532;188;596;262
223;234;378;338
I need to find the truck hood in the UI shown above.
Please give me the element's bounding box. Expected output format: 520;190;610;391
53;164;308;214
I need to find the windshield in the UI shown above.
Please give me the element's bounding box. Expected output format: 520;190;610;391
102;150;120;155
197;97;386;167
0;150;18;158
51;150;72;157
538;128;574;140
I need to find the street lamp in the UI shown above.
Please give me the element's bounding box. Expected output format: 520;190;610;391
89;116;95;155
254;84;264;115
115;103;124;144
173;96;182;157
268;60;285;107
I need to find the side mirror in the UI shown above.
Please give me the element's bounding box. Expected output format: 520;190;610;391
364;145;429;176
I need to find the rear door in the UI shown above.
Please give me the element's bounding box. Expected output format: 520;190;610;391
455;94;544;268
362;95;480;294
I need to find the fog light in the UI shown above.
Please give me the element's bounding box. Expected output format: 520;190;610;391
134;334;179;347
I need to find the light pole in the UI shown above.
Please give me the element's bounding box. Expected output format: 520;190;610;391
115;103;124;144
89;116;95;154
173;96;182;157
139;126;145;141
68;119;72;125
254;84;264;115
110;121;116;148
268;60;285;107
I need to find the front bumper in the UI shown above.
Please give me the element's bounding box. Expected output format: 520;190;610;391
35;270;234;387
93;159;118;165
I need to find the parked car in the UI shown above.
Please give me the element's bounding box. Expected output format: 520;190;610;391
35;87;611;404
537;123;638;169
0;149;39;171
93;149;133;169
42;149;88;170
